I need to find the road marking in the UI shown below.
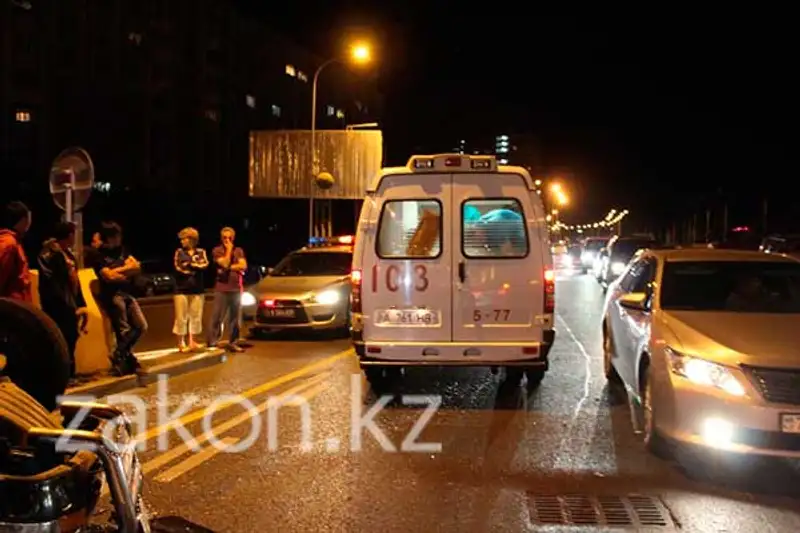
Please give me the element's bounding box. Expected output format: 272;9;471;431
141;371;331;475
153;437;239;483
283;380;331;407
133;348;352;445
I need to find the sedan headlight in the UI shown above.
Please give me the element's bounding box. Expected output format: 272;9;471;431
611;261;626;275
667;347;746;396
313;289;340;305
240;292;257;306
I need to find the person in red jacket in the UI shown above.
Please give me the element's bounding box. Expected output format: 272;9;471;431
0;201;33;302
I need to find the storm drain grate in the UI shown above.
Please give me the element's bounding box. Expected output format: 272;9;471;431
529;493;673;528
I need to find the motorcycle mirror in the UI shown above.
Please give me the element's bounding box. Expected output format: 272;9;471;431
150;516;217;532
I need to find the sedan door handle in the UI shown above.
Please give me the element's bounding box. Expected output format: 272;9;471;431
458;261;466;283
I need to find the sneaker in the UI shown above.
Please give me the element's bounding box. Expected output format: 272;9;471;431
227;343;244;353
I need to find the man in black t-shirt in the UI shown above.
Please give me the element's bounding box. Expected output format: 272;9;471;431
88;222;147;375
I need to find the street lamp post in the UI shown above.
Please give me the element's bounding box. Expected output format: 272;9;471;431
308;43;371;239
309;58;337;238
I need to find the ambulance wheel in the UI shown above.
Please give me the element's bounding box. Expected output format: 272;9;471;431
363;366;401;389
503;367;545;388
503;367;525;386
525;368;546;388
0;298;70;412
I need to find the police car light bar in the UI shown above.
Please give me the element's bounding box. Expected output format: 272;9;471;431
409;155;497;172
307;235;355;246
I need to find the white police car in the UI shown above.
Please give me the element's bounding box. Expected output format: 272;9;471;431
241;236;354;334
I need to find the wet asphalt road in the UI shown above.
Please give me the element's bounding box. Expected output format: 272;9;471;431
104;269;800;532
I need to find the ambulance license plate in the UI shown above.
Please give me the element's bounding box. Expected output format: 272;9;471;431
375;309;439;326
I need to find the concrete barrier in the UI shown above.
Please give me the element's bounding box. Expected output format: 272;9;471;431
29;268;115;374
28;270;221;374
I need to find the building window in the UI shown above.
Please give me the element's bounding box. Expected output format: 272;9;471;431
15;110;31;122
246;95;256;108
297;71;308;82
271;105;281;117
127;32;143;45
326;105;335;117
204;109;218;121
285;64;296;77
335;109;345;119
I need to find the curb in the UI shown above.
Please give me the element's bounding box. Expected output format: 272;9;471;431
138;349;228;385
65;349;227;398
65;375;139;398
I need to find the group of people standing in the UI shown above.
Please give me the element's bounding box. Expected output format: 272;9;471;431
1;200;249;380
170;225;249;354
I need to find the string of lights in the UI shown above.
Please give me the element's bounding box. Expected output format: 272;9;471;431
551;208;629;232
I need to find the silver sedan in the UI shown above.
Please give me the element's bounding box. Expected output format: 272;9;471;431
602;247;800;458
241;245;353;334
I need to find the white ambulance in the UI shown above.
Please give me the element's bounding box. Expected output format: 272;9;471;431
350;154;556;386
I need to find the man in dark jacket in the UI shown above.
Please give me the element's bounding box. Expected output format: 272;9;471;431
38;222;89;378
87;221;145;375
0;201;33;302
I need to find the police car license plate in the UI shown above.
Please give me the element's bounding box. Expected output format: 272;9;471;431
263;309;295;318
781;414;800;434
375;309;439;326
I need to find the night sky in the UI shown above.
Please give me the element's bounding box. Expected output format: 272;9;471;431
241;3;798;230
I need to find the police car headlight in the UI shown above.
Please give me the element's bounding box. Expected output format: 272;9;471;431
314;290;340;305
611;261;626;275
241;292;257;306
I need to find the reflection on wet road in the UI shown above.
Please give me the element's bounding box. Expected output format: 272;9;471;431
104;269;800;532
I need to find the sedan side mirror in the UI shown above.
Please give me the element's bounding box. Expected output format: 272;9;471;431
619;292;648;311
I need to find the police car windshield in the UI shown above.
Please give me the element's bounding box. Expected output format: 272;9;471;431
271;252;352;277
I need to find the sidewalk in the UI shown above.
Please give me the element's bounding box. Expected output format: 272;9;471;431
66;346;228;398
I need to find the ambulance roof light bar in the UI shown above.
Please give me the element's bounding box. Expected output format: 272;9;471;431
408;154;497;172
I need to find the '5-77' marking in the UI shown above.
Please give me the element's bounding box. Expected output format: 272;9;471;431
473;309;511;322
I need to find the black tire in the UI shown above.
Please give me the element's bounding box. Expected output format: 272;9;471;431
0;298;70;412
363;366;401;390
525;368;546;388
641;363;670;458
602;324;623;384
504;367;525;386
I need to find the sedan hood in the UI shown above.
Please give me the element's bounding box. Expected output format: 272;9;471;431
250;275;346;299
661;310;800;368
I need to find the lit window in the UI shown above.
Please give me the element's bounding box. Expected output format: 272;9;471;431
377;200;442;258
499;158;508;164
496;147;508;153
204;110;218;121
335;109;345;119
271;105;281;117
326;105;335;117
297;71;308;82
246;95;256;108
93;181;111;193
285;64;296;77
15;110;31;122
462;199;528;258
128;32;142;45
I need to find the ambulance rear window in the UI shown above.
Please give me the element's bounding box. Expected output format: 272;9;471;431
462;199;529;258
377;199;442;259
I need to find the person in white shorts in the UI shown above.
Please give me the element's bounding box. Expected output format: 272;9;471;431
172;227;209;352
